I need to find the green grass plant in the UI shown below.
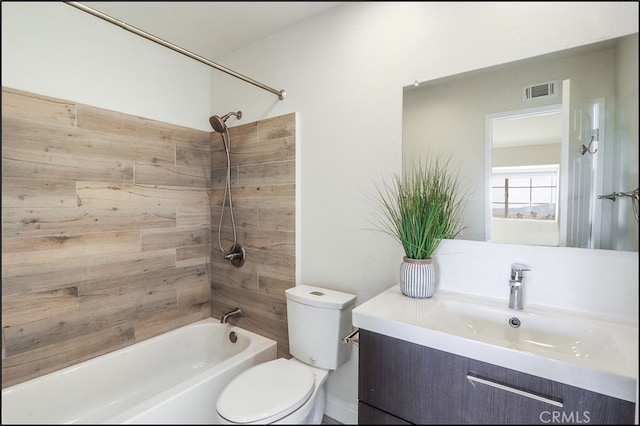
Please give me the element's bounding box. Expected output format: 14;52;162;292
373;154;468;259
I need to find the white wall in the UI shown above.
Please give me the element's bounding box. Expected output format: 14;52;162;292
1;2;211;131
3;2;638;424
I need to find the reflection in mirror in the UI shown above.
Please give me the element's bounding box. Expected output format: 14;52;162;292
489;107;562;247
403;33;638;251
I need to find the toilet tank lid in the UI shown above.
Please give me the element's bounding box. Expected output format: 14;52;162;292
285;285;356;309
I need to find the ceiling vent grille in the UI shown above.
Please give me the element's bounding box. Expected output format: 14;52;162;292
522;80;559;101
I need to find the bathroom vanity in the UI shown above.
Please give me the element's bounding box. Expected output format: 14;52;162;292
353;285;637;424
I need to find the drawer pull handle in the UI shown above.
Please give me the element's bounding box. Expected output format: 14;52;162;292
466;374;563;408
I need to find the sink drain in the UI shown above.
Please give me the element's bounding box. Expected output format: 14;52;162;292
508;317;521;328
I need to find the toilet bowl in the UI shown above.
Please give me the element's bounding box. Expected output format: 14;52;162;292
215;285;356;425
216;358;329;424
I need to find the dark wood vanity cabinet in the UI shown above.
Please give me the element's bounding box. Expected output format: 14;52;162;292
358;330;635;424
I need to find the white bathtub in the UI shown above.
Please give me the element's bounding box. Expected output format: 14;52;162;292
2;318;277;424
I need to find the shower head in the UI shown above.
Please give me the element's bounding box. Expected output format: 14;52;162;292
209;111;242;133
209;115;227;133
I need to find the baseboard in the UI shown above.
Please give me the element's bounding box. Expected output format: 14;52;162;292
325;394;358;424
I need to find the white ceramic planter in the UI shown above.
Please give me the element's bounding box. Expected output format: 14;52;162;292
399;257;435;298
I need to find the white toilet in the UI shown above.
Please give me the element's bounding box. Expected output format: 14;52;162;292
215;285;356;424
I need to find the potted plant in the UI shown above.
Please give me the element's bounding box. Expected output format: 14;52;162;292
372;153;469;298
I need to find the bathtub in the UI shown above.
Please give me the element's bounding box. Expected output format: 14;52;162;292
2;318;277;424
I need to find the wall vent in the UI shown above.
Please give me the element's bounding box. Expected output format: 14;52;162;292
522;80;559;101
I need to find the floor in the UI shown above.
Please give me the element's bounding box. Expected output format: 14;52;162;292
322;414;342;424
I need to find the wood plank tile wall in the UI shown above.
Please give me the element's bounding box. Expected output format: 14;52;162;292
1;87;213;388
210;113;296;359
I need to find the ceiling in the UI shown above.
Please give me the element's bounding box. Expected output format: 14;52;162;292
78;2;344;59
492;111;562;148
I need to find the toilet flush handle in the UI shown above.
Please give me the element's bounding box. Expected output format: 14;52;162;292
341;328;360;344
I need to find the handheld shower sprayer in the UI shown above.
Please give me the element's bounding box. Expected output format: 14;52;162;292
210;110;245;267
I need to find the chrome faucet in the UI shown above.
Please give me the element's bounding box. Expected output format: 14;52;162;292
509;263;530;310
220;307;242;324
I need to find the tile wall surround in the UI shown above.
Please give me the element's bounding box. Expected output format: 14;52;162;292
1;87;213;388
209;113;296;359
1;87;297;388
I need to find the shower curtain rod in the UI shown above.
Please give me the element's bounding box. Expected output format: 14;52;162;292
65;2;286;101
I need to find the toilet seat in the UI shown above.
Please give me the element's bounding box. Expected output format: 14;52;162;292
216;358;315;424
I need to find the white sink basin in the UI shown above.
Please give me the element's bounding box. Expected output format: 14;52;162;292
425;299;628;364
352;285;638;402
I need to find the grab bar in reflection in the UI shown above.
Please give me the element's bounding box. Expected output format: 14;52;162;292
598;188;639;222
597;188;639;202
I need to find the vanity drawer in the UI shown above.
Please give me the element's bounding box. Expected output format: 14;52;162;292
358;330;635;424
358;402;411;425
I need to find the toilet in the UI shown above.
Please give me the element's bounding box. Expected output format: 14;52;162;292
215;285;356;424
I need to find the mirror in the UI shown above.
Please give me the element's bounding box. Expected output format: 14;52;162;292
403;33;638;251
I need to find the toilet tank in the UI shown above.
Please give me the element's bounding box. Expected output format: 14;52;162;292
285;285;356;370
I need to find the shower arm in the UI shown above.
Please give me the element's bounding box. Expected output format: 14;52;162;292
65;2;286;101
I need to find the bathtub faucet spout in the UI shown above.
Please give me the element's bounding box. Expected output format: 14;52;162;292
221;307;242;324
